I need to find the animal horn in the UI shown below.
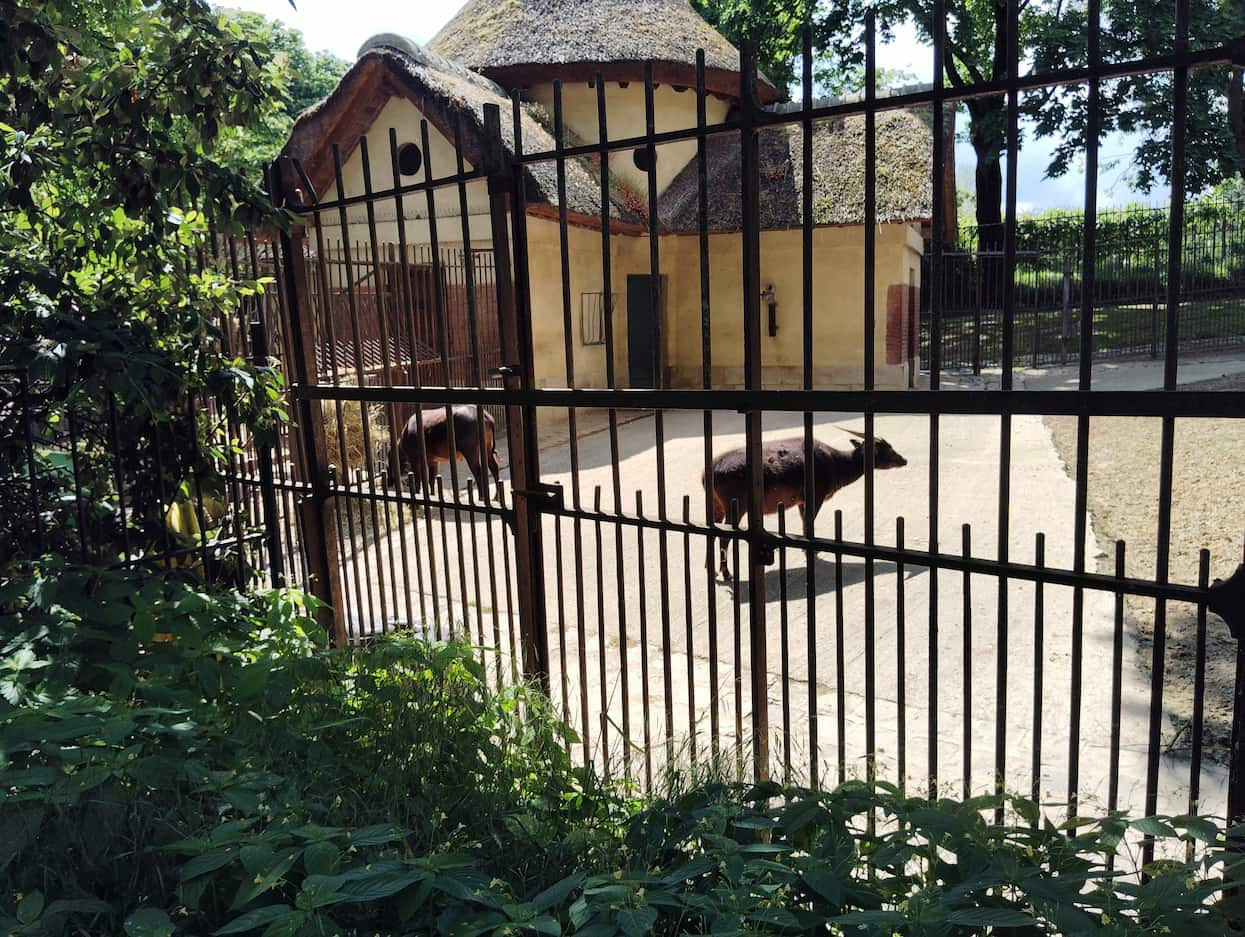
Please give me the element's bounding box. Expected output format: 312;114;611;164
842;428;868;438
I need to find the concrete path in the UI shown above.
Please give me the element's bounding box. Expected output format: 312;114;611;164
340;359;1240;819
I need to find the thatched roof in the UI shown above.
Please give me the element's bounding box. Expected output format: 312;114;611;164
657;106;946;232
426;0;779;102
280;39;641;227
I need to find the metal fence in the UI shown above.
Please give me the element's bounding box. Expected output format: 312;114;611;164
923;200;1245;370
10;2;1245;874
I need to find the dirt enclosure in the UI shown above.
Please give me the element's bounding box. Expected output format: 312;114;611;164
1045;372;1245;765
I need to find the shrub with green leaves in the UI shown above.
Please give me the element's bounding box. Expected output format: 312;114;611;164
0;562;623;935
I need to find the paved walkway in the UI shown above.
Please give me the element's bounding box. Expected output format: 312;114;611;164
341;355;1244;817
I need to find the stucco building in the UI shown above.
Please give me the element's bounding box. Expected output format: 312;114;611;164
280;0;955;393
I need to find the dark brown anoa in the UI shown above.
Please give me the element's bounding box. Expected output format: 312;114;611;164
703;431;908;580
399;405;501;494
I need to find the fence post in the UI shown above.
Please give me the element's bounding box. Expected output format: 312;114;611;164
1060;252;1073;365
269;162;347;643
482;104;551;691
972;250;984;375
250;317;285;588
738;43;770;784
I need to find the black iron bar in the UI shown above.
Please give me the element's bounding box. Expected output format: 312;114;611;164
995;0;1021;825
696;48;721;766
593;486;609;770
636;490;654;790
387;129;435;630
778;508;792;783
1032;533;1047;812
834;510;846;784
292;384;1245;419
643;63;676;789
928;0;947;803
731;498;744;778
896;516;907;789
1067;0;1102;823
962;523;973;800
1108;540;1125;816
1146;0;1191;867
862;10;878;795
683;496;698;766
800;25;819;790
419;121;472;635
329;146;390;637
357;138;407;628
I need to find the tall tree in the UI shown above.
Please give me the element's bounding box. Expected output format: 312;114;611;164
1025;0;1244;198
211;9;349;171
0;0;290;562
696;0;1019;248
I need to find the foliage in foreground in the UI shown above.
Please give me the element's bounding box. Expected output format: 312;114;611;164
1;564;1239;936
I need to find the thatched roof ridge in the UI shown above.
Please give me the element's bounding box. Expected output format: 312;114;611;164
281;42;642;226
427;0;778;101
657;107;943;232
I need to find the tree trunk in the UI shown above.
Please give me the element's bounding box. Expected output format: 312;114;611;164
1228;66;1245;178
967;95;1007;305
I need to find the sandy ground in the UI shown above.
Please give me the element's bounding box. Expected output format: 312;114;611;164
1045;370;1245;765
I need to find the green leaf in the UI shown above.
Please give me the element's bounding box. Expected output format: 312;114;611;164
230;850;301;910
946;907;1036;926
17;891;45;925
1012;796;1040;827
335;867;426;902
346;824;411;846
302;841;339;877
801;868;843;906
1172;815;1221;843
260;911;308;937
125;907;175;937
181;847;237;880
213;904;294;935
1132;816;1179;838
531;872;584;912
616;906;656;937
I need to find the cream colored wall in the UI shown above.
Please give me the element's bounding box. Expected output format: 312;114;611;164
316;94;494;250
526;220;924;392
527;82;731;197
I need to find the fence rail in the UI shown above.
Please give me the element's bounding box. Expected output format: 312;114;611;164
923;200;1245;370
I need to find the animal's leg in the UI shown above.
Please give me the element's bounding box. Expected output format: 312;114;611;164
464;453;487;494
425;459;439;496
488;448;501;487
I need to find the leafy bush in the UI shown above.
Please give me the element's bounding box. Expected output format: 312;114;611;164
2;563;1237;935
0;563;621;935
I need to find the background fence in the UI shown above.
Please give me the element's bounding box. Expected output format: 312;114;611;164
922;198;1245;370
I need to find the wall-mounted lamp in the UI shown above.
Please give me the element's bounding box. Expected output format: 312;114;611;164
761;284;778;337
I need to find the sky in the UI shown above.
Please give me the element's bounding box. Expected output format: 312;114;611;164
222;0;1172;213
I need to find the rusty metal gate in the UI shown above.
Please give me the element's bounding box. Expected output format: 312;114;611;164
265;13;1245;860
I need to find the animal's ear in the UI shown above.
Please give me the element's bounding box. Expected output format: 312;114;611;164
850;438;863;449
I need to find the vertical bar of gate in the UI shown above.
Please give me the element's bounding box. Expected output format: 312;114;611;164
593;75;633;778
482;103;551;689
738;42;770;784
862;11;879;798
269;162;345;643
643;62;676;783
549;83;592;757
927;0;947;800
1145;0;1190;863
995;0;1021;823
695;50;721;764
251;316;285;586
1067;0;1102;824
800;27;818;789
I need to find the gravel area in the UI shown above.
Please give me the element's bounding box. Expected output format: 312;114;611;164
1045;374;1244;766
